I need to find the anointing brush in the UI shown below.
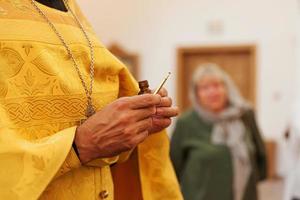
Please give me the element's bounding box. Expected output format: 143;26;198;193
154;72;171;94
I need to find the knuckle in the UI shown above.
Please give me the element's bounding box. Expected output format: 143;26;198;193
123;127;133;136
156;107;163;115
119;113;132;125
145;94;160;105
143;94;153;103
119;116;127;124
149;107;156;115
114;101;124;110
115;98;129;109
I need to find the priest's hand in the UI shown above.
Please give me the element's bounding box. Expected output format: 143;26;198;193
74;94;161;164
149;88;179;134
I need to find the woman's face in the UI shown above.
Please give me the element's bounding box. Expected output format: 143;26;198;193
196;75;228;113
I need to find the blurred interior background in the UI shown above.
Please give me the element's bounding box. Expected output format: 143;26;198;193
77;0;300;199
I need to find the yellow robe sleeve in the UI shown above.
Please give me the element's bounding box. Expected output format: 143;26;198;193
53;146;82;179
138;130;183;200
0;107;79;200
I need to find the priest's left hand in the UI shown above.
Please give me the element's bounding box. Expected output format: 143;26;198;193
149;88;179;134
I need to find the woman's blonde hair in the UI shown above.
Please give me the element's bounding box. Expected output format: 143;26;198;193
190;63;250;112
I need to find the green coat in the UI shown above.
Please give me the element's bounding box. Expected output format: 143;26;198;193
170;109;267;200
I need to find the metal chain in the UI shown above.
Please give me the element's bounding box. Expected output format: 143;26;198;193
30;0;95;116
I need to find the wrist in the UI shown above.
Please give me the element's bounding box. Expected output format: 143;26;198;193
74;126;94;164
72;141;80;159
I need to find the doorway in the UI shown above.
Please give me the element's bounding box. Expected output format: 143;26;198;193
177;45;257;111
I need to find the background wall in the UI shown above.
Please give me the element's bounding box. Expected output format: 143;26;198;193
77;0;299;140
291;1;300;129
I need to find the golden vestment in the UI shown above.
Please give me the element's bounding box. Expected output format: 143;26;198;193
0;0;183;199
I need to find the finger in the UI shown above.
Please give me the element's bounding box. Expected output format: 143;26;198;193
155;107;179;118
130;131;149;147
152;117;172;130
130;107;156;121
157;97;172;107
129;94;161;109
124;118;153;135
152;87;168;97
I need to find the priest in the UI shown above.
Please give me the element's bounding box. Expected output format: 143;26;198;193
0;0;183;199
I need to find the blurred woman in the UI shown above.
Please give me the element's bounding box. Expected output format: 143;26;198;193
171;63;267;200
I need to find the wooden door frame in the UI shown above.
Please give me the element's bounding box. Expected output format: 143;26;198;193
177;44;257;111
108;43;140;80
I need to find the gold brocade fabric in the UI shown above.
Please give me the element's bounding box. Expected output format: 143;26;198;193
0;1;183;200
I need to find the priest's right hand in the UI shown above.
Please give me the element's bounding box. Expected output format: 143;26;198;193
74;94;161;164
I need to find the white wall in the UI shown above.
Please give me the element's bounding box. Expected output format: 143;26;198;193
77;0;299;140
291;1;300;128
